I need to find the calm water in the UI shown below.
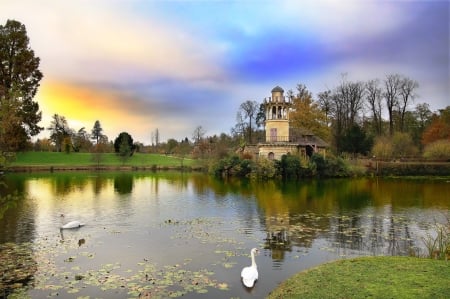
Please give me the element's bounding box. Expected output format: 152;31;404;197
0;172;449;298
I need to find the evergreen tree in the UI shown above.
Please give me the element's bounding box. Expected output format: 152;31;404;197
0;20;43;151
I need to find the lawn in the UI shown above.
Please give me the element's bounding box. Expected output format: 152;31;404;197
9;152;198;168
267;256;449;299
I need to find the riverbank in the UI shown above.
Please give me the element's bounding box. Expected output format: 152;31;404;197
267;256;449;299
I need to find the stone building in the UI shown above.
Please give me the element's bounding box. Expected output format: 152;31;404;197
248;86;328;160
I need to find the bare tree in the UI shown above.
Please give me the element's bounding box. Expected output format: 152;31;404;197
398;77;419;132
383;74;402;136
365;79;383;135
192;125;206;144
336;76;365;127
317;89;333;127
239;100;259;143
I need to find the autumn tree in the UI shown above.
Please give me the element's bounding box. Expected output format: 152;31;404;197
289;84;330;141
317;90;333;127
422;106;450;145
0;20;43;151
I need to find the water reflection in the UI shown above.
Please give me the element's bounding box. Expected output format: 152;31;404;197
0;173;448;298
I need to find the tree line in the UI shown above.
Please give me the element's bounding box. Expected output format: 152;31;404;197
1;19;449;165
234;76;449;160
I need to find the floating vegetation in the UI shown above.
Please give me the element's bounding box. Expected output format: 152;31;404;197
1;210;443;298
0;242;36;297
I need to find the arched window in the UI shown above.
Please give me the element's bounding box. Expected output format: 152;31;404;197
268;152;275;160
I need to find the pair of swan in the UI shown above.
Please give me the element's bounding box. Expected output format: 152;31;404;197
241;248;259;288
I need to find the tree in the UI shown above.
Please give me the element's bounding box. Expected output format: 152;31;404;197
113;132;134;155
91;120;103;144
165;138;178;154
340;124;373;156
383;74;402;136
365;79;383;135
47;114;72;152
317;89;333;127
238;100;259;143
398;77;419;132
290;84;330;141
422;106;450;145
192;126;206;144
255;103;266;129
0;19;43;151
72;127;92;152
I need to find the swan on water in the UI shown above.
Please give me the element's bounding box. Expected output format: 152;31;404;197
241;248;259;288
61;220;85;229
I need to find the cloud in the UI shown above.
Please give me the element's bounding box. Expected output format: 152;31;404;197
1;0;227;84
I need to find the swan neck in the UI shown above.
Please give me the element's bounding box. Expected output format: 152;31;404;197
251;251;256;267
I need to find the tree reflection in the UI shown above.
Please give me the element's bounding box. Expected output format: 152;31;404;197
113;173;134;194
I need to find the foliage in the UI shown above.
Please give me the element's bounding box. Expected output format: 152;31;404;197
310;153;350;177
71;127;92;152
47;114;72;152
423;139;450;161
279;153;303;179
113;132;134;155
340;124;373;155
372;133;417;160
422;220;450;260
252;157;277;179
290;84;331;142
391;131;418;158
372;136;394;159
422;106;450;145
211;155;255;178
0;20;43;151
267;256;450;299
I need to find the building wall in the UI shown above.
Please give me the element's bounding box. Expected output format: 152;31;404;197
265;120;290;142
259;144;299;160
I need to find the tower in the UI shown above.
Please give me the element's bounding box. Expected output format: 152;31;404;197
264;86;292;143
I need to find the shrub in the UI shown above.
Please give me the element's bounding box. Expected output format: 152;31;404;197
253;157;277;179
423;139;450;160
372;136;394;159
280;154;302;179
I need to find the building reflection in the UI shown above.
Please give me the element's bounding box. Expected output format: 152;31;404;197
253;178;430;262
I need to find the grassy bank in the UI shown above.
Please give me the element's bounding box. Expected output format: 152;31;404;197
267;256;449;299
8;152;199;170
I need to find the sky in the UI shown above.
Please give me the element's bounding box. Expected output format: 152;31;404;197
1;0;449;144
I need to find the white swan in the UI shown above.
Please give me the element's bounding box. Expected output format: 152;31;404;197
61;220;85;229
241;248;259;288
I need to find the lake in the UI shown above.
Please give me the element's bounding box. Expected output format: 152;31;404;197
0;172;449;298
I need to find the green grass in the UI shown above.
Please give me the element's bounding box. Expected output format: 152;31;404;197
9;152;198;168
267;257;449;299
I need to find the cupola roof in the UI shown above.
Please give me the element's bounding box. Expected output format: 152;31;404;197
271;86;284;93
